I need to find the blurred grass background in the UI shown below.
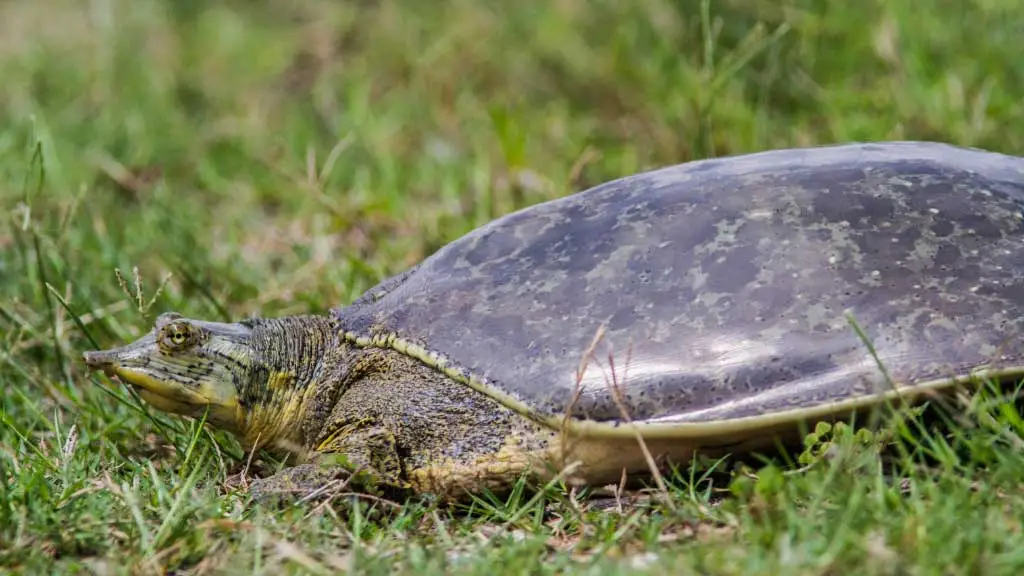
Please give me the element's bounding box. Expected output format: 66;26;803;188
2;0;1024;573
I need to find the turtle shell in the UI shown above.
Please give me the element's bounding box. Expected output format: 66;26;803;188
333;142;1024;433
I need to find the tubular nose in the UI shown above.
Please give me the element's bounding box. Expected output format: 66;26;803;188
83;350;113;368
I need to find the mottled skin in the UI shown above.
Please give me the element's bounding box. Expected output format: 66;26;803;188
83;313;559;497
83;141;1024;500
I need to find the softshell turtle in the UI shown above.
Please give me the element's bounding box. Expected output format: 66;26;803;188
83;141;1024;499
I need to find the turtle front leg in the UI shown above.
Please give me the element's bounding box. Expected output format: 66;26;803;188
314;419;412;493
247;422;411;504
247;348;561;504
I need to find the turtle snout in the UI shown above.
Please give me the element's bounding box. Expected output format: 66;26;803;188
83;350;118;377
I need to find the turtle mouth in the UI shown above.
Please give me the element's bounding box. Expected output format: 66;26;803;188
84;350;201;408
82;349;245;432
82;349;119;378
84;349;194;399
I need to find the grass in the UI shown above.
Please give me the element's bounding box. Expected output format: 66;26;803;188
2;0;1024;573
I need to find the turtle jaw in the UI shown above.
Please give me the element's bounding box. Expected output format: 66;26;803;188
83;344;246;435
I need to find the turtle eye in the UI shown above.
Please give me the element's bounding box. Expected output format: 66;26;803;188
158;320;198;352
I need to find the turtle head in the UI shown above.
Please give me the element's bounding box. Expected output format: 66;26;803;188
83;312;340;451
83;312;252;435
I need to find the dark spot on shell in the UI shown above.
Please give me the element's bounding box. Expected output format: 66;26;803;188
957;263;982;280
702;247;760;292
608;306;635;331
552;275;588;303
858;195;896;219
912;311;933;333
896;226;923;246
747;285;795;315
960;214;1003;238
911;180;955;205
992;282;1024;306
853;230;896;256
930;219;954;236
810;228;831;242
934;244;961;267
463;228;520;266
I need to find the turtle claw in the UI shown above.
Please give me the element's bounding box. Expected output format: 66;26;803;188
245;463;355;506
244;453;409;507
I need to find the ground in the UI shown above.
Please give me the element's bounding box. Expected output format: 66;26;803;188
2;0;1024;574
